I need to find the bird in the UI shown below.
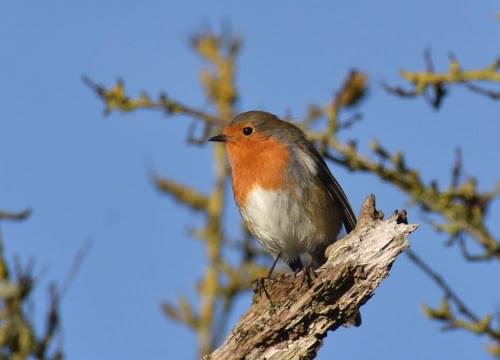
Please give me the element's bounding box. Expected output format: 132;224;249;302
209;110;357;275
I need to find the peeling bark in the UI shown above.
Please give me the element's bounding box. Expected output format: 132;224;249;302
204;194;418;360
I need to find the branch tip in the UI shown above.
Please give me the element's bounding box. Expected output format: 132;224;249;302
357;194;384;227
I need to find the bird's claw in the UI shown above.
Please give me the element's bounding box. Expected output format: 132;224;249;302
299;265;316;288
256;277;274;307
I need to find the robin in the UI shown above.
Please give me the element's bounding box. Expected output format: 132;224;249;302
209;111;357;274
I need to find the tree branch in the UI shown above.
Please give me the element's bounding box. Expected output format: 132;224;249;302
0;208;32;222
204;194;418;360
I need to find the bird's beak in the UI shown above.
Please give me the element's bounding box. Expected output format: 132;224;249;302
208;134;227;142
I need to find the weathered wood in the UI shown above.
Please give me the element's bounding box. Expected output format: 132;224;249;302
204;194;418;360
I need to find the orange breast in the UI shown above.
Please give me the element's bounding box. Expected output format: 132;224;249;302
226;135;291;207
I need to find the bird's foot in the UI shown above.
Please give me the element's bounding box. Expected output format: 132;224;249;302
254;253;281;306
255;277;274;307
299;264;316;288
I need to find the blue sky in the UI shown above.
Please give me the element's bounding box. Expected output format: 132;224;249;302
0;1;499;359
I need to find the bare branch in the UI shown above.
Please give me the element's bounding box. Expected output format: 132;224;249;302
450;147;463;189
407;249;478;321
407;249;500;342
465;83;500;100
59;241;92;299
0;208;32;222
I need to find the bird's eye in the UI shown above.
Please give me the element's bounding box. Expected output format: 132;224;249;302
242;127;253;136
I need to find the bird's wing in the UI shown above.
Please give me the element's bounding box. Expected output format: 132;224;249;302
302;142;357;233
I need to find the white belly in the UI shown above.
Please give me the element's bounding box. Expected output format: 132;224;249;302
240;186;327;258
